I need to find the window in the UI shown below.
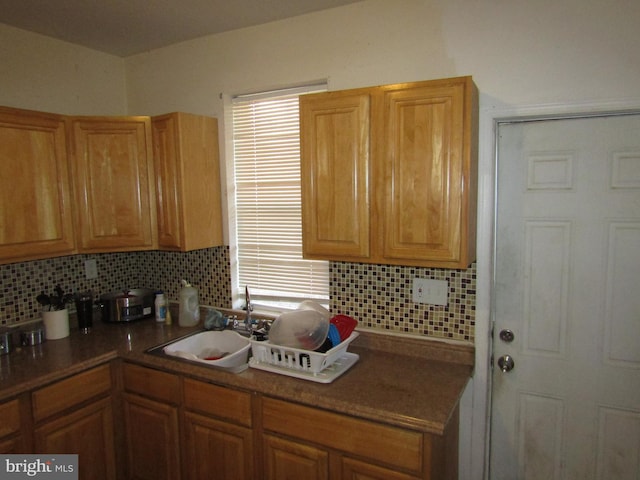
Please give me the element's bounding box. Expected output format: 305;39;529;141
230;85;329;312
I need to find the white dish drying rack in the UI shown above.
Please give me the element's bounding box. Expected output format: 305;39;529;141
249;331;359;383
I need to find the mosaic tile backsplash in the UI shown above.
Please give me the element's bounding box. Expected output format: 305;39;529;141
0;248;232;327
1;249;475;343
330;262;476;342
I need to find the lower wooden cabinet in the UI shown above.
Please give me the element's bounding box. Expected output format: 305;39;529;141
263;434;329;480
183;411;253;480
260;397;456;480
8;361;458;480
0;437;22;454
341;457;421;480
121;364;255;480
122;392;181;480
0;396;29;454
122;363;182;480
120;363;458;480
34;397;116;480
182;377;254;480
31;364;117;480
262;432;422;480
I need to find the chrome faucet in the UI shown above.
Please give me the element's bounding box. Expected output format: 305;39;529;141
244;285;253;333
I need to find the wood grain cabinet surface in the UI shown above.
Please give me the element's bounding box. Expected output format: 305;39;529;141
2;107;226;261
152;112;223;251
122;364;254;480
122;393;181;480
183;378;254;480
68;116;157;253
5;359;461;480
32;364;117;480
0;107;76;264
34;397;116;480
120;363;460;480
300;90;372;260
301;76;478;269
260;396;457;480
263;433;329;480
0;396;29;454
122;364;181;480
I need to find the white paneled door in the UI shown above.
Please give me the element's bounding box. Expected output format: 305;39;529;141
490;114;640;480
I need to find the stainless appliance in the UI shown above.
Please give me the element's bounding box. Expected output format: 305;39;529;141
99;288;155;323
0;329;12;355
20;325;45;346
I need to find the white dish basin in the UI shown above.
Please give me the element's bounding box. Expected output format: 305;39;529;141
162;330;251;370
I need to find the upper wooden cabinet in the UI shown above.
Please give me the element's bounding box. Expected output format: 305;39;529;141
68;116;158;253
0;107;75;264
300;91;371;260
301;76;478;269
151;113;223;251
2;107;224;261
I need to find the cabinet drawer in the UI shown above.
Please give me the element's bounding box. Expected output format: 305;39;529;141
0;399;21;437
183;378;252;427
261;397;423;473
123;363;181;404
32;364;112;422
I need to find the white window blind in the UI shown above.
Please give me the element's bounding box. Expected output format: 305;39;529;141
231;86;329;310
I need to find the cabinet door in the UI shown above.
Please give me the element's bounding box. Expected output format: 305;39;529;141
183;411;253;480
69;116;157;252
34;397;116;480
32;364;112;422
262;397;423;475
0;437;23;454
152;113;223;251
122;393;181;480
0;107;75;264
263;434;329;480
376;78;477;268
0;397;27;453
300;90;371;260
341;457;421;480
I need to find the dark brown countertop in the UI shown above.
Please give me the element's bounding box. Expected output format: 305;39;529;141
0;316;473;435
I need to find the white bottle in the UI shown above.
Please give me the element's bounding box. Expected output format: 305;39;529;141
155;292;167;323
179;280;200;327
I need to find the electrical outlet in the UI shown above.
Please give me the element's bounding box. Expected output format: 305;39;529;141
85;259;98;279
412;278;448;306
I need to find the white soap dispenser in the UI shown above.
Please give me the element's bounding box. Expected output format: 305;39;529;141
179;280;200;327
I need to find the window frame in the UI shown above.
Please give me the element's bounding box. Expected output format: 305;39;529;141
224;83;329;313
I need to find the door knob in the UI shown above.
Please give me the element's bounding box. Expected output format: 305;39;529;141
499;329;515;342
497;355;515;372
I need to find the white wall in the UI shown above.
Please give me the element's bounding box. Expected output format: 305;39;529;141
0;24;126;115
125;0;640;113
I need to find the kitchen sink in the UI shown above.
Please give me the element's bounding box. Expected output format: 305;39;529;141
146;329;251;373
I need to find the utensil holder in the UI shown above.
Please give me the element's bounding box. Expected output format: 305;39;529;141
42;309;70;340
